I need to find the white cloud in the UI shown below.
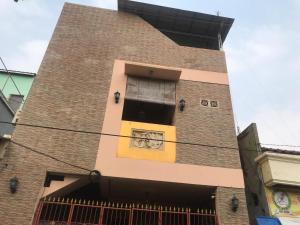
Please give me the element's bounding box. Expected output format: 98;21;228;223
4;40;48;72
93;0;117;9
0;0;51;18
227;25;290;75
227;24;300;150
250;107;300;150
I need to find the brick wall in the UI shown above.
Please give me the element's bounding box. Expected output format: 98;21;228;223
176;81;240;168
0;3;247;224
216;187;250;225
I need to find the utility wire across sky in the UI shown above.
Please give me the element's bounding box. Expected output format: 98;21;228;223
0;120;239;150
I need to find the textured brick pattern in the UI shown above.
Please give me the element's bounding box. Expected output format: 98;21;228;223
176;81;241;168
216;187;250;225
0;3;247;224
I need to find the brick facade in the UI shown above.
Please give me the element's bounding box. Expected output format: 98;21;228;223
216;187;250;225
176;81;240;168
0;3;247;224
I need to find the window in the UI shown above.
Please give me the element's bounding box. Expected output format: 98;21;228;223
8;94;24;112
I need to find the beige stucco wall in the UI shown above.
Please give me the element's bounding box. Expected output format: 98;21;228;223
256;152;300;187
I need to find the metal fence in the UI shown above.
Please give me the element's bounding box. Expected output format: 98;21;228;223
33;198;218;225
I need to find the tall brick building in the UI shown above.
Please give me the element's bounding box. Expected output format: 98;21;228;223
0;1;249;224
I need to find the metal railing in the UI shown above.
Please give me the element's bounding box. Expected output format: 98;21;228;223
33;198;218;225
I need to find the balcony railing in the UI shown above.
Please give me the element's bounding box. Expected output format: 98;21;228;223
33;198;218;225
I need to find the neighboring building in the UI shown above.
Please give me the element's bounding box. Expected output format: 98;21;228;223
0;69;35;158
0;91;14;159
0;69;36;111
0;90;14;137
238;123;300;225
0;1;249;225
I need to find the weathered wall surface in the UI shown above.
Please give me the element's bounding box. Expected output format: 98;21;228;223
238;124;270;225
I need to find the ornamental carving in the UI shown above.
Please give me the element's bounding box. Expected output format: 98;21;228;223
131;129;164;150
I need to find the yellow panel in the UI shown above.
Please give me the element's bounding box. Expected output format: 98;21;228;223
117;121;176;162
265;187;300;217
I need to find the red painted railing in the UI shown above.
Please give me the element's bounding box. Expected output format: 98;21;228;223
33;198;218;225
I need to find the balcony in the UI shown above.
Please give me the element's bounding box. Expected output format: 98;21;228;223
255;152;300;187
117;121;176;163
34;177;218;225
33;198;218;225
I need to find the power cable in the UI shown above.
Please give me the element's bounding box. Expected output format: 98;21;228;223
3;120;300;149
2;123;298;177
10;140;92;172
0;120;238;150
1;120;299;149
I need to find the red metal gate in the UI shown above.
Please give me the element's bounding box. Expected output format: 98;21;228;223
33;198;218;225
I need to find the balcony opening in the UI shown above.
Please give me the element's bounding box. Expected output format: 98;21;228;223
122;76;176;125
34;177;217;225
122;99;175;125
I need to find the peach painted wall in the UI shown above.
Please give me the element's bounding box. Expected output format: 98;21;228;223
180;69;229;84
95;60;244;189
124;60;229;84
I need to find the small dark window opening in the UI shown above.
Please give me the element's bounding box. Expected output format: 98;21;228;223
123;76;176;125
122;100;175;125
8;94;24;112
251;193;259;206
210;100;218;108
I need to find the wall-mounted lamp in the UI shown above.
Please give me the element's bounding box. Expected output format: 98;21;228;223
89;170;101;183
231;194;239;212
10;176;19;193
114;91;120;103
179;99;185;111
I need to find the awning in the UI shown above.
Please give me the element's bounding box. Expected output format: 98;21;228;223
256;216;281;225
279;217;300;225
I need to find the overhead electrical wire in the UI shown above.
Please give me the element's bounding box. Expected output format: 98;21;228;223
0;119;299;175
0;120;238;150
1;120;300;149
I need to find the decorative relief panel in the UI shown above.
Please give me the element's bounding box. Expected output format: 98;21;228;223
131;129;164;150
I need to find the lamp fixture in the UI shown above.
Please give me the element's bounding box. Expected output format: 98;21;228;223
179;99;185;111
114;91;120;103
10;176;19;193
231;194;239;212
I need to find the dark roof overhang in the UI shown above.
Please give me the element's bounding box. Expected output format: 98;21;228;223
118;0;234;50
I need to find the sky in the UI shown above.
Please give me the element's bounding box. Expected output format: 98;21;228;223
0;0;299;150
